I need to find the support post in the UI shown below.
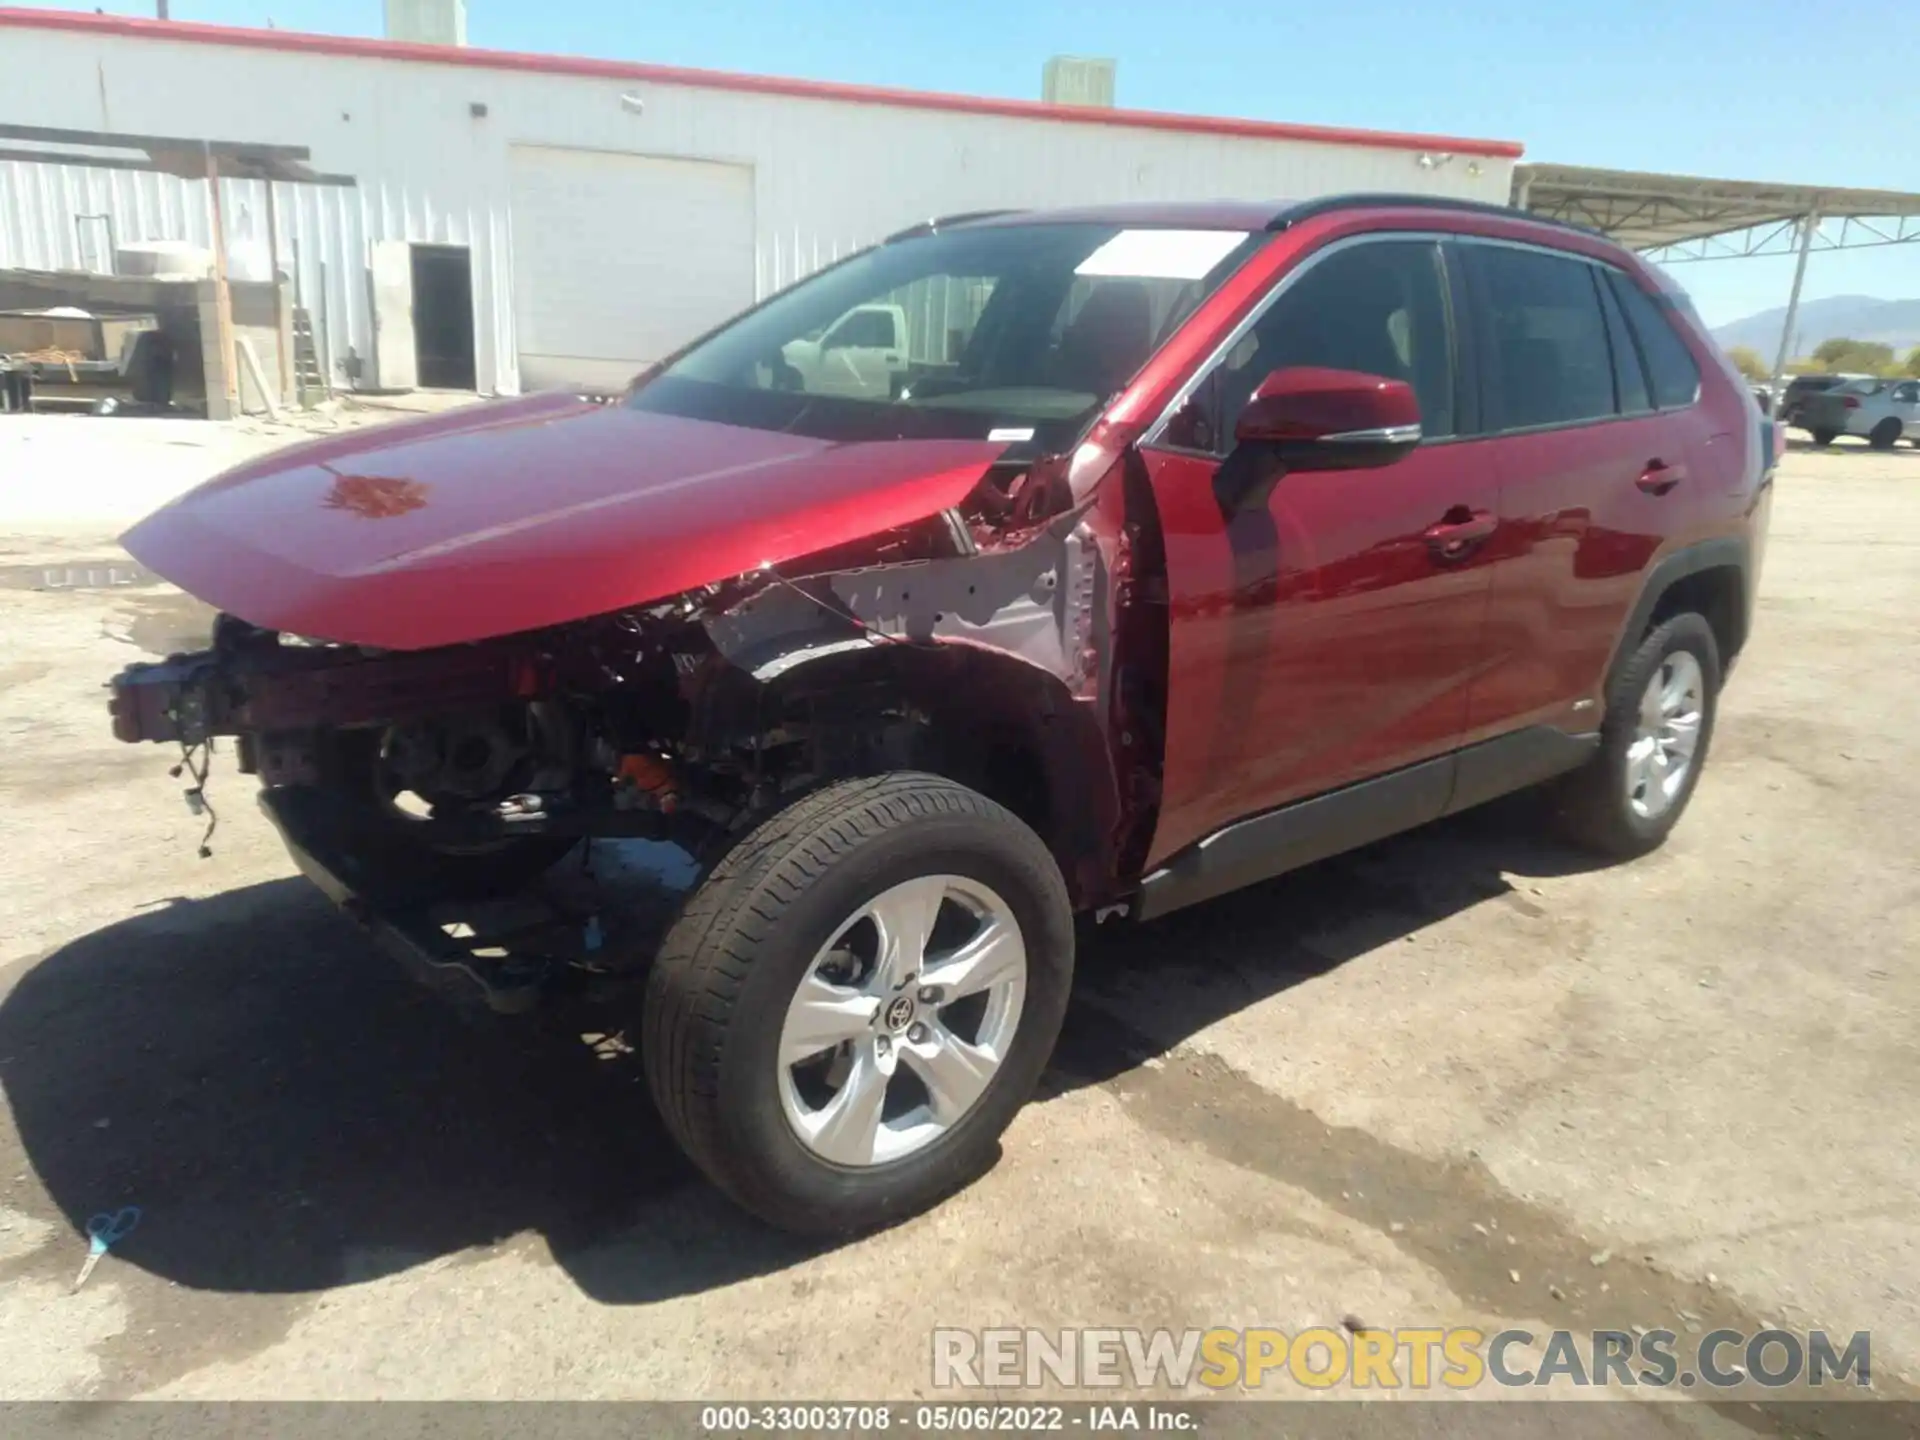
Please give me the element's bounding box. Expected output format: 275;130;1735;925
202;143;238;417
317;258;336;400
1770;207;1819;389
265;179;291;404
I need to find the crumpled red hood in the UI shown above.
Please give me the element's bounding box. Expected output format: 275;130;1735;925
122;393;1006;650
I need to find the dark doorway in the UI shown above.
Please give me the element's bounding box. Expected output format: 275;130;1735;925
409;244;477;390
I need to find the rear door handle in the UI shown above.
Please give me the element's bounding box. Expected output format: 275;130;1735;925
1637;460;1685;495
1423;508;1496;562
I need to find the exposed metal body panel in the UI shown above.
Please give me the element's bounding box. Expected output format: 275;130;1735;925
0;11;1517;397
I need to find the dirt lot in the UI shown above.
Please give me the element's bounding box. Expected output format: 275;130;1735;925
0;413;1914;1430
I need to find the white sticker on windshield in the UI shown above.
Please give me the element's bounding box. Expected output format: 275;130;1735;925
988;427;1036;443
1074;229;1249;281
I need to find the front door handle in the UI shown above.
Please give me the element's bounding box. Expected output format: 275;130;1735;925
1636;460;1685;495
1423;508;1496;563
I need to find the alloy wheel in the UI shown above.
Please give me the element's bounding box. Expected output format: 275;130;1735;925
776;875;1027;1167
1626;651;1704;820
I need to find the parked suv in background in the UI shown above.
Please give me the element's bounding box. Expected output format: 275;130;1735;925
1778;371;1865;428
1799;376;1920;449
105;196;1773;1235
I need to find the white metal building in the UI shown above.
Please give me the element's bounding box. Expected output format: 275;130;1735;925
0;8;1521;397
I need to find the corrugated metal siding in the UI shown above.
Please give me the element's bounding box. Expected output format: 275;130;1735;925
0;25;1516;396
882;276;997;365
0;159;508;393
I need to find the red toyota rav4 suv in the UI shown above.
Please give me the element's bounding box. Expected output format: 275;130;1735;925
108;196;1772;1234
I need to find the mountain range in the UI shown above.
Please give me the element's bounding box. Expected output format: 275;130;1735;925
1710;295;1920;359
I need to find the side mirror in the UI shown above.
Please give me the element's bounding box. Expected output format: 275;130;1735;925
1234;366;1422;472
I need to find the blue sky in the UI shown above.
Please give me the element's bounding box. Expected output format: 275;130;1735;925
23;0;1920;328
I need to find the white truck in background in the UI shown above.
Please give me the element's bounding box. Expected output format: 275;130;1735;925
778;303;909;400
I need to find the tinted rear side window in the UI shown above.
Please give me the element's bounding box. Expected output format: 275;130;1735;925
1466;245;1616;430
1606;272;1702;410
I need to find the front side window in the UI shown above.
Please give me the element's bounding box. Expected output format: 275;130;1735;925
1467;245;1617;431
1173;239;1456;452
631;223;1264;449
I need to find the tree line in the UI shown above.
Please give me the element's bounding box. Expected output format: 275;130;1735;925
1724;340;1920;382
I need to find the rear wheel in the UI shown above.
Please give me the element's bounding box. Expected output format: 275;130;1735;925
1868;418;1902;450
1809;428;1838;447
642;773;1073;1235
1553;614;1720;859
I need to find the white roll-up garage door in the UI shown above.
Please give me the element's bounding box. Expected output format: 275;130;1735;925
508;145;756;391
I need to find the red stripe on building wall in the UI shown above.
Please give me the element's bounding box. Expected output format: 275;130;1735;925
0;7;1525;160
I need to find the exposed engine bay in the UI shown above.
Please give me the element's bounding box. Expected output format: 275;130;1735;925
107;480;1167;1010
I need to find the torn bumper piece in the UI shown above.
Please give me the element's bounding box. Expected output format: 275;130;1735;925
258;787;562;1015
109;652;230;745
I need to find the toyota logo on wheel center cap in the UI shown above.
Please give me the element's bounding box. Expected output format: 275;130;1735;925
883;996;915;1032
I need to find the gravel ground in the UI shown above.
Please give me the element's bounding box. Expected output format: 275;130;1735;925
0;413;1914;1434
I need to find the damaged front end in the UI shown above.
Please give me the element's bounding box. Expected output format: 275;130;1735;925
107;449;1155;1012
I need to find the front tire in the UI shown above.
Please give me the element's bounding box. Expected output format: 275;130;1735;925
1553;614;1721;858
642;773;1073;1236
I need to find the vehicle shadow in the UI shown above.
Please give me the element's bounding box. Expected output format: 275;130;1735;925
1048;793;1606;1092
0;878;820;1307
0;796;1604;1307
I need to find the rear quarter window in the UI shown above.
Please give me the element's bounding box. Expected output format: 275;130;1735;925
1605;272;1702;410
1595;273;1653;414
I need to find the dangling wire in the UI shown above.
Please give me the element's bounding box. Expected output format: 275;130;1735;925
169;739;219;858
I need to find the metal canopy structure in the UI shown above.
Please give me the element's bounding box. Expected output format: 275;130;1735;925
1512;162;1920;385
1513;163;1920;257
0;122;356;185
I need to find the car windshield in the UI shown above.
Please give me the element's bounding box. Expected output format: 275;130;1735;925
627;222;1265;449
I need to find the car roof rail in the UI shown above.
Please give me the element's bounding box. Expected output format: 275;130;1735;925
1267;192;1607;241
883;209;1027;243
